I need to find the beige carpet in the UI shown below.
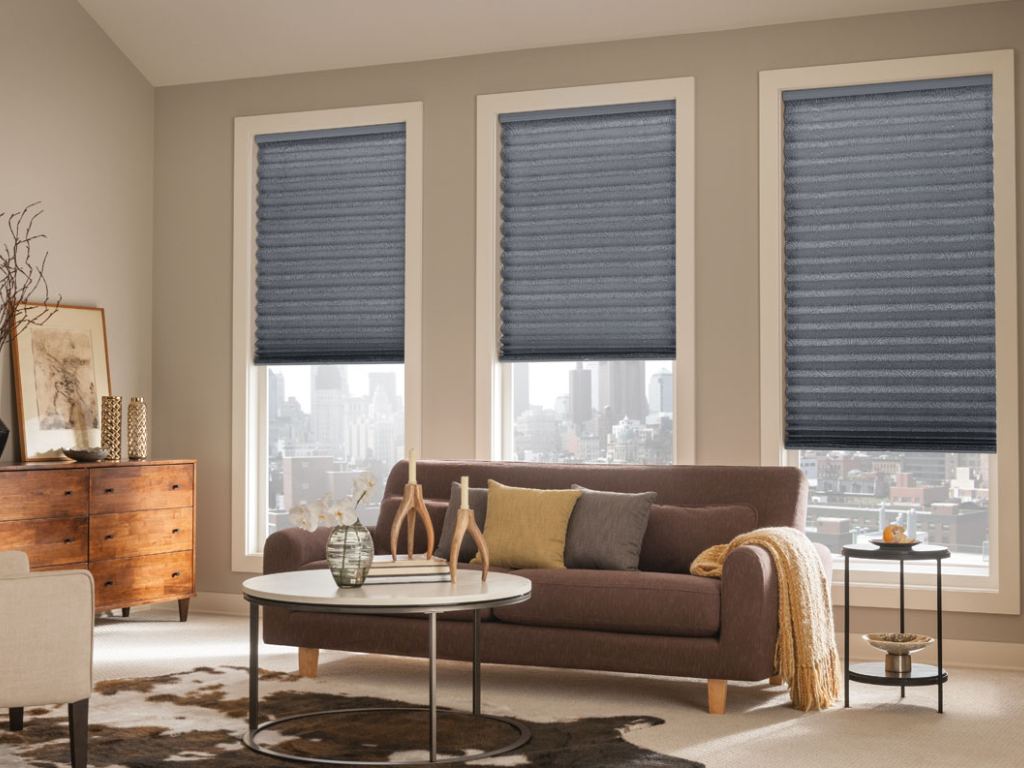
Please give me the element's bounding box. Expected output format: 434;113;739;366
83;611;1022;768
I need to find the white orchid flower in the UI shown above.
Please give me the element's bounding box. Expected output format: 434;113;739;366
351;471;376;502
330;496;359;527
288;502;320;532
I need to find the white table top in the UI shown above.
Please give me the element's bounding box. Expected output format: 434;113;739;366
242;569;532;611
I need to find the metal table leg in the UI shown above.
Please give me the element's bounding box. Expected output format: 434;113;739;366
899;560;905;699
473;611;481;716
428;612;437;762
844;555;850;708
937;558;943;714
249;600;259;731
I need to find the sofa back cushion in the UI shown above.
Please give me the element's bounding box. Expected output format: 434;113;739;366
639;504;758;573
373;460;805;561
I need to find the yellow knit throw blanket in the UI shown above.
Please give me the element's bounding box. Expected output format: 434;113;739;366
690;526;840;711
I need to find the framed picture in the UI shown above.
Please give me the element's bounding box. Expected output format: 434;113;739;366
11;302;111;461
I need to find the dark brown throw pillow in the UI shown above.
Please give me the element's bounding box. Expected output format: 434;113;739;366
563;485;656;570
638;504;758;573
433;482;489;562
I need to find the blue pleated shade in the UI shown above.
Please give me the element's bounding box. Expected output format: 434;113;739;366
782;76;996;453
254;123;406;364
498;102;677;361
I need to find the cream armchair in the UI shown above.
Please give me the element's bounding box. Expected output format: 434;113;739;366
0;551;94;768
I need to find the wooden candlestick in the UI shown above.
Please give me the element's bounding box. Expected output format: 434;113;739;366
448;506;489;584
389;482;435;560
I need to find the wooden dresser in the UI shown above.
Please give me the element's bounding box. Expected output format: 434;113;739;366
0;459;196;621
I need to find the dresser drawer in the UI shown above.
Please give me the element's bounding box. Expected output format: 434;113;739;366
90;464;194;513
0;470;88;521
90;508;193;560
90;551;194;610
0;517;88;568
32;562;88;573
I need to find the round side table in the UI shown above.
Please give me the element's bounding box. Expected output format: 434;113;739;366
842;543;949;713
242;570;533;765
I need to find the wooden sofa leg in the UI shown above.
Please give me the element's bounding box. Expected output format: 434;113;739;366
707;679;727;715
298;647;320;678
68;698;88;768
768;674;783;686
9;707;23;731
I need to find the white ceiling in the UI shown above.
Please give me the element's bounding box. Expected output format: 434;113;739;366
78;0;998;87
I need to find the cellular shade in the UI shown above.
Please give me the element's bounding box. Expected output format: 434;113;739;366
498;101;677;361
782;76;996;452
254;123;406;364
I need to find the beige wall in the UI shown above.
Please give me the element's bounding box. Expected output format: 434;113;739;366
0;0;154;458
153;1;1024;644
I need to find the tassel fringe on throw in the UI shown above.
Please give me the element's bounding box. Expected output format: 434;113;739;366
690;526;841;710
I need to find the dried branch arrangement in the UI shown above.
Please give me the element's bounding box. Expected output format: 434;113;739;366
0;202;61;353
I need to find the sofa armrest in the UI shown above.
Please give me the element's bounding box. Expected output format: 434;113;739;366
718;544;779;680
264;527;333;574
813;542;834;589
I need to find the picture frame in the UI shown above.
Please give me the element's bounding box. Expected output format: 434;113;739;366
11;302;111;462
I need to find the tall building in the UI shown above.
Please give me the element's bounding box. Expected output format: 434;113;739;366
569;362;592;429
311;365;348;456
598;361;648;422
513;364;530;418
648;368;672;415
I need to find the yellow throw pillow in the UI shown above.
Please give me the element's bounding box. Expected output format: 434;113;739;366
472;480;582;569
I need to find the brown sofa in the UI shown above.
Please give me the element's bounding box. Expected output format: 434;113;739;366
263;460;830;714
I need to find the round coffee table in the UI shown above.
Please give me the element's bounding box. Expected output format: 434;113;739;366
241;569;532;765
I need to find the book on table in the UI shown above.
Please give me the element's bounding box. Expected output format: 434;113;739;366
363;555;451;583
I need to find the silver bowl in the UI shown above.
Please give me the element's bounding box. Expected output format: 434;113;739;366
63;447;109;462
863;633;934;673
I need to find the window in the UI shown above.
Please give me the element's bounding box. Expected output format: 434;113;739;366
476;80;696;464
233;103;422;571
760;52;1018;614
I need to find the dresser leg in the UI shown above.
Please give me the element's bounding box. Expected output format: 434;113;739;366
177;598;190;622
121;607;131;618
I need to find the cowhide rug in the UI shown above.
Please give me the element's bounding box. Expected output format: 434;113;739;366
0;666;703;767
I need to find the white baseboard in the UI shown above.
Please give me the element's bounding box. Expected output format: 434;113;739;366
153;591;1024;671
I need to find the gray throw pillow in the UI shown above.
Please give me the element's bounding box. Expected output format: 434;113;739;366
433;482;489;562
564;485;656;570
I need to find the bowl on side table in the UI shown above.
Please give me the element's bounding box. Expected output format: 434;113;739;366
863;632;934;674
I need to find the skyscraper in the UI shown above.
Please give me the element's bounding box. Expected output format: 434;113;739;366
569;362;592;429
648;368;672;415
598;361;648;422
513;363;530;418
311;365;348;456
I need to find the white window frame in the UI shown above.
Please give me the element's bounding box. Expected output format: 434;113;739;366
759;51;1019;614
474;79;697;464
231;102;423;573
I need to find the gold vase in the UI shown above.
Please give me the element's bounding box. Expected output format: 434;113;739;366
127;397;148;461
101;395;122;462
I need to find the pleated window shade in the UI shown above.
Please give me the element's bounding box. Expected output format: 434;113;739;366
782;76;996;453
498;101;676;361
254;123;406;364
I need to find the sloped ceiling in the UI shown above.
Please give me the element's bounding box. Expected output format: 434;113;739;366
78;0;1001;86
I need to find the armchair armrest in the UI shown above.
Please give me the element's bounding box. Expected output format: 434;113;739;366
0;569;94;708
718;544;779;680
263;527;333;574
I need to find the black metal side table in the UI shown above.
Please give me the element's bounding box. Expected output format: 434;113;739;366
842;543;950;713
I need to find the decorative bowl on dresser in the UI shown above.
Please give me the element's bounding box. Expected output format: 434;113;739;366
0;459;196;621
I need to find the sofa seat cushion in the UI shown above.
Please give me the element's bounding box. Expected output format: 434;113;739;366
493;569;720;637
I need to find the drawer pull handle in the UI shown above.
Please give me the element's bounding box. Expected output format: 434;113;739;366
63;537;74;544
171;528;181;534
104;488;115;494
104;580;114;587
64;490;73;496
171;571;181;578
171;483;181;490
104;534;114;540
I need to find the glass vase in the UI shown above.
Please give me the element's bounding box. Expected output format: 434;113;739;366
325;520;374;588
